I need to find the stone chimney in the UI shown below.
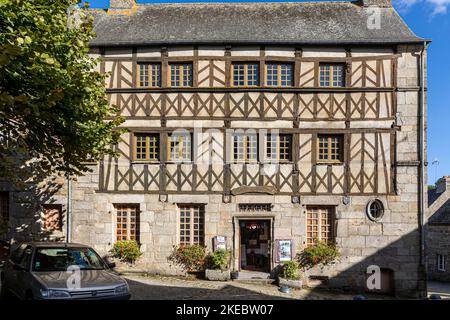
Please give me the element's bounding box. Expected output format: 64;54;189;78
436;176;450;194
360;0;392;7
109;0;136;9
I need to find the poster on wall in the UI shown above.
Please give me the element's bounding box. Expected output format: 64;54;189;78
213;236;226;251
276;239;294;262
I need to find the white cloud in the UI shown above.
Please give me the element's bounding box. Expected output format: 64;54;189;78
394;0;450;15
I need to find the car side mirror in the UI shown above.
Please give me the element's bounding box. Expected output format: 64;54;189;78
107;262;116;269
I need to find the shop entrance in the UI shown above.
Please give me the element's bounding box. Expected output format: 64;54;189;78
239;219;271;272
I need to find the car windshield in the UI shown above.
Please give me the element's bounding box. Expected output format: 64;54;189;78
33;247;106;272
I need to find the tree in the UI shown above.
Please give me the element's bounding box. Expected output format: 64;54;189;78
0;0;123;183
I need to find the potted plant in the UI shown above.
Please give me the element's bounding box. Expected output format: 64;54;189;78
298;240;340;270
110;240;142;264
277;260;302;289
205;249;231;281
168;244;206;276
297;240;340;287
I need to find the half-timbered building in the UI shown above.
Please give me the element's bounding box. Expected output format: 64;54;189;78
0;0;429;297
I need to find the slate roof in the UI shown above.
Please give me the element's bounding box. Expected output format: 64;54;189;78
89;1;426;47
429;209;450;225
429;188;450;225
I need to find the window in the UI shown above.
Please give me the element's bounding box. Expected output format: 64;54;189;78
266;134;292;162
238;204;272;212
266;63;293;86
437;254;446;272
319;64;345;87
42;204;62;232
0;192;8;224
179;205;205;246
366;199;384;222
306;207;334;246
168;132;192;162
170;63;193;87
134;133;159;161
139;63;161;87
115;204;140;242
19;246;32;270
317;135;343;163
232;63;259;86
233;133;258;163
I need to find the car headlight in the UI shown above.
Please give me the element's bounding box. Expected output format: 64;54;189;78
40;289;71;298
114;284;129;295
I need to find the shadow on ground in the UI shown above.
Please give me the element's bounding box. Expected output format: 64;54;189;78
126;278;292;300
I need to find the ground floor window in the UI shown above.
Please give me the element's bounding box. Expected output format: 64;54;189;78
306;206;335;246
115;204;140;242
437;254;446;272
0;192;8;224
178;205;205;246
42;204;62;232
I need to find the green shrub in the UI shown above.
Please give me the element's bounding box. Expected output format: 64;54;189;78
168;245;206;272
110;240;142;263
207;249;229;270
282;260;300;280
298;240;340;270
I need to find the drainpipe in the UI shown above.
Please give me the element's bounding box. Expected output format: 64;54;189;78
419;41;427;268
66;175;72;243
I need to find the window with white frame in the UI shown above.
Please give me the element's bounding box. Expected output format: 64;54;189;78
168;132;192;162
437;254;446;272
233;133;258;163
265;134;292;162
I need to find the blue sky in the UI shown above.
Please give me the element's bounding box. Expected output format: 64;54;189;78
84;0;450;185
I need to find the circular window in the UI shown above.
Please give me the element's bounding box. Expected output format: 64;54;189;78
366;199;384;221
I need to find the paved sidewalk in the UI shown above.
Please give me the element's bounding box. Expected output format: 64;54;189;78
124;275;388;300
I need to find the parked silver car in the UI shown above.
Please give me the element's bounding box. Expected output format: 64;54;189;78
0;242;130;300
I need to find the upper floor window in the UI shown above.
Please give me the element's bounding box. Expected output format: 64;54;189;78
319;64;345;87
232;63;259;86
266;63;293;87
138;63;161;87
233;133;258;163
170;63;193;87
266;134;292;162
168;132;192;162
134;133;159;161
317;134;343;163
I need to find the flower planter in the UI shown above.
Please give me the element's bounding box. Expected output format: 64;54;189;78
278;277;303;289
205;269;231;281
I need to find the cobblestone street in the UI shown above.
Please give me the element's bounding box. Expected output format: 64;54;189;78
124;275;386;300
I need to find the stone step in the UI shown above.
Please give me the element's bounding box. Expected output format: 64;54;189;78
234;271;274;284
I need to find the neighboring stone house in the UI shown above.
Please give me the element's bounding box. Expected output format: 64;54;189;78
427;177;450;281
0;0;429;297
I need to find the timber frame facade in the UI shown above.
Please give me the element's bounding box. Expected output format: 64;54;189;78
97;47;397;197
